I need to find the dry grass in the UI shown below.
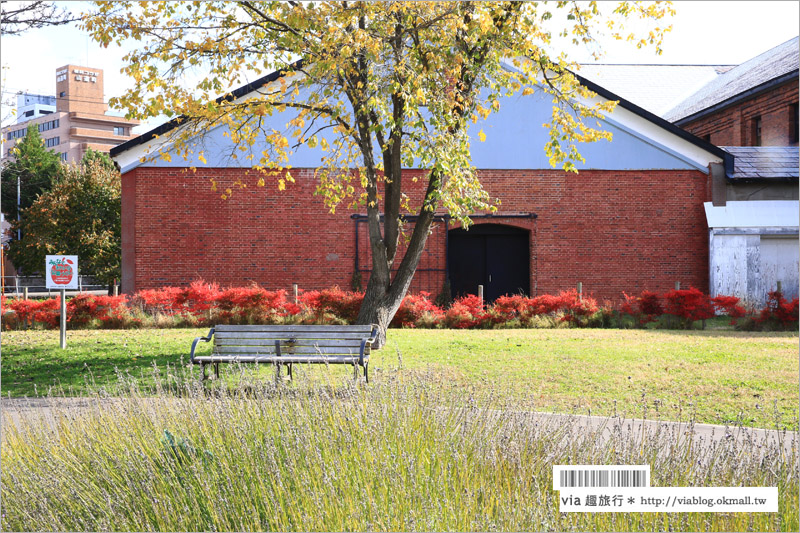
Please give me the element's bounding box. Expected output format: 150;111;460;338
2;374;798;532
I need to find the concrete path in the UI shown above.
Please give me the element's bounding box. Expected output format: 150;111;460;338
3;397;796;457
520;410;797;456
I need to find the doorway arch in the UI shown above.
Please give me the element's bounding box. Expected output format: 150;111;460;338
447;223;530;301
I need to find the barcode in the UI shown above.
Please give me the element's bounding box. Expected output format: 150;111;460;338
553;465;650;489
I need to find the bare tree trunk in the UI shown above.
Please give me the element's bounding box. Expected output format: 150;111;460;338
356;173;439;348
355;280;394;348
355;218;435;347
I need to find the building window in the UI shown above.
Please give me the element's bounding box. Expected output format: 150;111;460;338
59;91;66;97
60;152;68;162
24;110;34;117
8;129;26;140
38;119;60;133
791;104;799;144
40;110;52;115
114;126;127;136
752;115;762;146
45;136;60;148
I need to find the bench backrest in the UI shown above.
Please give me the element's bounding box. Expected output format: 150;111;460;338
213;325;376;357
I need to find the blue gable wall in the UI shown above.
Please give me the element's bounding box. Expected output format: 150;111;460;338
134;87;702;173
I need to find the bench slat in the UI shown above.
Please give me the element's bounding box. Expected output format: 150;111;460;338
214;332;373;340
195;355;360;364
214;345;369;356
215;338;366;347
214;325;374;333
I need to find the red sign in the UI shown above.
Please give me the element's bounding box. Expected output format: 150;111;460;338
50;260;74;285
45;255;78;290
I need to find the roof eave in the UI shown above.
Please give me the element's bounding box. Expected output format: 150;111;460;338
571;70;731;165
728;176;799;183
672;70;799;126
110;59;304;158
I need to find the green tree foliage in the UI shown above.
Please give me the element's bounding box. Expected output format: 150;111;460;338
83;1;673;344
1;123;62;221
7;155;121;284
80;147;117;171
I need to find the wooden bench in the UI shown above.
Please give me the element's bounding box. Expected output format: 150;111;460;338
190;324;379;382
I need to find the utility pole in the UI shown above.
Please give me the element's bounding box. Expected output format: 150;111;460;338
16;174;21;241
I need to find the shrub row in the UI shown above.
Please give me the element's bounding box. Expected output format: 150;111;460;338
1;281;797;331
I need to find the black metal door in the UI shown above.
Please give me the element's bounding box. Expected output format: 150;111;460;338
448;224;530;301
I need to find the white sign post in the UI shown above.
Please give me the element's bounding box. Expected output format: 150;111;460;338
45;255;78;349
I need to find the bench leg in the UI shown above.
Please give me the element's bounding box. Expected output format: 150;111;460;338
288;363;293;381
275;363;281;385
214;362;220;380
201;363;208;381
364;362;369;384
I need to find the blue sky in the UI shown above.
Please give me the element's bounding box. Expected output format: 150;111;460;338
1;1;798;133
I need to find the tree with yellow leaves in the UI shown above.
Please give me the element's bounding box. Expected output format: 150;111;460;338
84;1;674;345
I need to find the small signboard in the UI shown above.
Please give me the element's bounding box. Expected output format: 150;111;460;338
46;255;79;290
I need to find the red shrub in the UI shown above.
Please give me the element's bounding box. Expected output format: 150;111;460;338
217;285;268;311
620;290;663;325
300;287;364;323
444;294;487;329
216;285;298;323
711;295;747;324
491;294;531;322
4;298;61;328
528;293;563;316
487;290;599;325
68;293;101;326
32;299;60;328
391;292;443;328
663;287;715;327
134;286;183;314
173;280;221;316
638;290;663;318
758;291;799;328
555;289;599;323
7;298;38;326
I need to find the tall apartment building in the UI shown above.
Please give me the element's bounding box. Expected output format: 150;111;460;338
2;65;139;163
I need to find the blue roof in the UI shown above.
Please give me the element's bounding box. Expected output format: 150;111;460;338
722;146;799;180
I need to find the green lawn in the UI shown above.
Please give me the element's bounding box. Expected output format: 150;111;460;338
3;327;798;428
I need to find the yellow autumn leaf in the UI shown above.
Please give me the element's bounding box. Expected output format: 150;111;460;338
478;129;486;142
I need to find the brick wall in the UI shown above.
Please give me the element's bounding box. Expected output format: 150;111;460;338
123;166;710;303
679;79;799;146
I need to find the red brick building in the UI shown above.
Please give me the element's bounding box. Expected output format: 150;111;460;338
667;41;798;148
671;38;799;304
112;56;730;304
112;37;800;304
119;165;714;303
